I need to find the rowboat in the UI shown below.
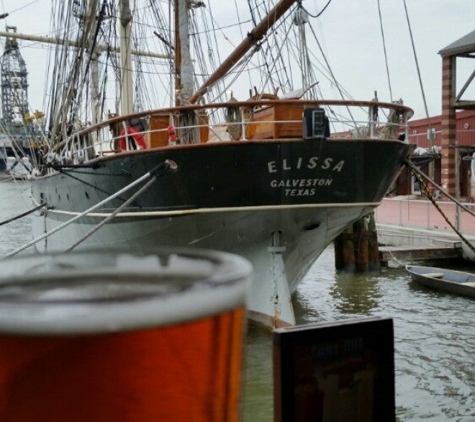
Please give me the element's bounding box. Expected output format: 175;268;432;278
406;264;475;299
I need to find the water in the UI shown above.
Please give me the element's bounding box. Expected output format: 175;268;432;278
0;180;33;256
1;181;475;421
242;249;475;421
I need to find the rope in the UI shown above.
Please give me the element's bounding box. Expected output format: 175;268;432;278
54;167;132;177
0;204;45;227
2;160;176;259
306;23;358;128
407;161;475;255
65;176;157;252
300;0;333;18
55;168;133;205
406;159;475;218
402;0;430;121
377;0;393;102
386;248;406;268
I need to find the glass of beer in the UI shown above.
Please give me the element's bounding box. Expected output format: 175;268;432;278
0;248;252;422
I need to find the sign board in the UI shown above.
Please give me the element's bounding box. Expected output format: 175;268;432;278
273;317;395;422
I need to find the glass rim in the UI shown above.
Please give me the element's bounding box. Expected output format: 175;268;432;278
0;247;252;335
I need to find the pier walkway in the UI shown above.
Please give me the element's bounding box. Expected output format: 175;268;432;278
374;197;475;264
375;196;475;236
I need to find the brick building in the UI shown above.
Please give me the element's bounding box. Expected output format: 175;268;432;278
395;30;475;201
395;109;475;200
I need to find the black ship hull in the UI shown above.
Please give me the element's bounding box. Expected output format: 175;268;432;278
31;138;414;326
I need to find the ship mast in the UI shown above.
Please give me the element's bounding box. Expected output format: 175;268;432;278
119;0;133;115
176;0;194;105
173;0;181;106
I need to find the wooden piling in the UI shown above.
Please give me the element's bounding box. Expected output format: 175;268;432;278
334;213;380;272
354;218;369;272
367;213;381;271
334;227;355;272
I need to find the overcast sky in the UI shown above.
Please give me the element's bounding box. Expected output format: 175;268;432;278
0;0;474;121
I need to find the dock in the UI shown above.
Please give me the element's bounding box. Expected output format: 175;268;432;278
379;244;463;267
375;197;475;266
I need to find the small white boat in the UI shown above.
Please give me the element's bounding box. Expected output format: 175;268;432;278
406;264;475;299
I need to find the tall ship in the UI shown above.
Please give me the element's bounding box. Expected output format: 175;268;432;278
0;26;43;179
6;0;414;327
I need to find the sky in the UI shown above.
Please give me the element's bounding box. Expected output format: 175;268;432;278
0;0;474;121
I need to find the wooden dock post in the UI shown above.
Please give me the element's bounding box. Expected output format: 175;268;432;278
367;213;381;271
334;213;380;272
334;226;355;272
354;218;369;272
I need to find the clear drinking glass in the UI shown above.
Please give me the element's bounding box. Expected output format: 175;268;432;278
0;248;252;422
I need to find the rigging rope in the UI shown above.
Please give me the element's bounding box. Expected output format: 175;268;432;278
402;0;431;120
52;166;134;204
406;159;475;255
65;175;158;252
0;203;44;227
377;0;393;102
300;0;333;18
2;160;176;259
307;23;358;128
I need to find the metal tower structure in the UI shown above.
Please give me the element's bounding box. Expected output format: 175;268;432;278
0;26;28;124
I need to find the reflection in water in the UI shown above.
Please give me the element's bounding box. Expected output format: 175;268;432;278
242;323;274;422
0;181;33;257
330;272;382;315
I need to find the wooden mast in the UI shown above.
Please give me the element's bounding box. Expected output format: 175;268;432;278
0;31;168;60
176;0;194;105
189;0;298;104
119;0;133;115
174;0;182;106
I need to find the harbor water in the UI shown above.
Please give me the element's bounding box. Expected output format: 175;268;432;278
1;181;475;421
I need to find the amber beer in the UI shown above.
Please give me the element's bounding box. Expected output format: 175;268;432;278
0;248;252;422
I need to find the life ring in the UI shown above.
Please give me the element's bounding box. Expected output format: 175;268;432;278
119;126;147;150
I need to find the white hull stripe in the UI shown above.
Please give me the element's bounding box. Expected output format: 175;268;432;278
38;202;381;218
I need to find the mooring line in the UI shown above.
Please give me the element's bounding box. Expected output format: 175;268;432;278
406;159;475;255
0;203;45;226
386;249;406;268
2;160;176;259
65;176;158;251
